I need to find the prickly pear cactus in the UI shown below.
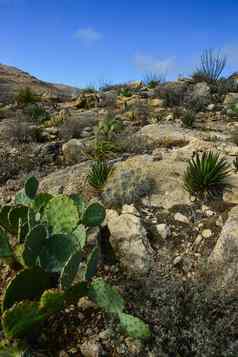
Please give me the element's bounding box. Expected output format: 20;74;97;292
25;176;39;199
82;203;105;227
2;301;44;339
0;228;13;258
72;224;87;249
39;289;65;314
22;224;48;267
118;312;151;340
85;246;99;281
43;196;79;234
88;278;125;314
60;251;81;290
32;193;53;212
38;233;80;273
2;268;51;311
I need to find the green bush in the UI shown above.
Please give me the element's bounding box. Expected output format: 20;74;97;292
15;87;38;106
181;110;196;128
24;104;50;122
0;176;150;344
87;160;112;189
119;87;133;97
184;151;232;199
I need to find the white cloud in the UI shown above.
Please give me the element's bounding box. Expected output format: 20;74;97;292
75;27;103;45
134;54;176;76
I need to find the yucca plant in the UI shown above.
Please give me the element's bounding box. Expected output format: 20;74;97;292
87;160;112;189
184;151;232;200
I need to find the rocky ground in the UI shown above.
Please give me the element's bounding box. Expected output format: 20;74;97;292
0;67;238;356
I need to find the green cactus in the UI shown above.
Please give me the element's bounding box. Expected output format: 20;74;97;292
43;196;79;234
2;268;51;311
64;281;88;305
8;206;29;235
0;228;13;258
60;251;81;290
70;194;86;219
15;191;33;206
85;246;99;280
2;301;44;339
118;312;151;340
32;193;53;212
0;206;14;233
39;289;65;314
22;224;48;267
82;202;105;227
88;278;125;314
72;224;87;249
24;176;39;199
38;233;80;273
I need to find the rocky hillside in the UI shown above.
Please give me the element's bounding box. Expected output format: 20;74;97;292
0;64;80;103
0;68;238;356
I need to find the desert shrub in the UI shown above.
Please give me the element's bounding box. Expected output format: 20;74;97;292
15;87;38;106
96;113;123;142
0;177;150;351
3;120;40;144
156;85;185;107
102;167;154;207
87;160;112;189
24;104;50;122
184;92;209;113
59;117;89;140
210;78;238;95
143;72;165;88
135;274;238;357
119;87;133;97
184;151;232;200
181;110;196;128
192;48;226;83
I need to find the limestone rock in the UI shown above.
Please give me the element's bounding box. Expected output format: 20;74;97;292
62;139;84;164
106;205;154;276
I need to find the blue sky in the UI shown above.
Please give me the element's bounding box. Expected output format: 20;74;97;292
0;0;238;87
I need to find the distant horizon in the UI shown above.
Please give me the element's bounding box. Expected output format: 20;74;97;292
1;0;238;87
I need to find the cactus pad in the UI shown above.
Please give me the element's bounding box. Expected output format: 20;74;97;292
72;224;87;249
39;289;65;314
118;312;151;340
8;206;29;234
0;206;14;233
70;194;86;218
25;176;39;199
2;268;51;311
0;228;13;258
22;224;48;267
82;203;105;227
88;278;124;314
64;281;88;305
85;247;99;280
33;193;53;212
60;251;81;290
43;196;79;234
2;301;44;339
39;234;79;273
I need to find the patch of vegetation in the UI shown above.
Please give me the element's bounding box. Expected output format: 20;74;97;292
181;110;196;128
24;104;50;122
4;120;41;144
192;48;226;83
143;72;165;88
184;151;232;200
156;85;185;107
119;87;133;97
15;87;38;106
0;177;150;352
87;160;112;189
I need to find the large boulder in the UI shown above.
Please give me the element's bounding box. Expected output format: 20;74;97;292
106;205;154;276
223;93;238;106
62;139;85;164
209;205;238;288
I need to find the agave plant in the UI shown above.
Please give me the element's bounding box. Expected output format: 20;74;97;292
87;160;112;189
184;151;232;200
0;176;150;344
